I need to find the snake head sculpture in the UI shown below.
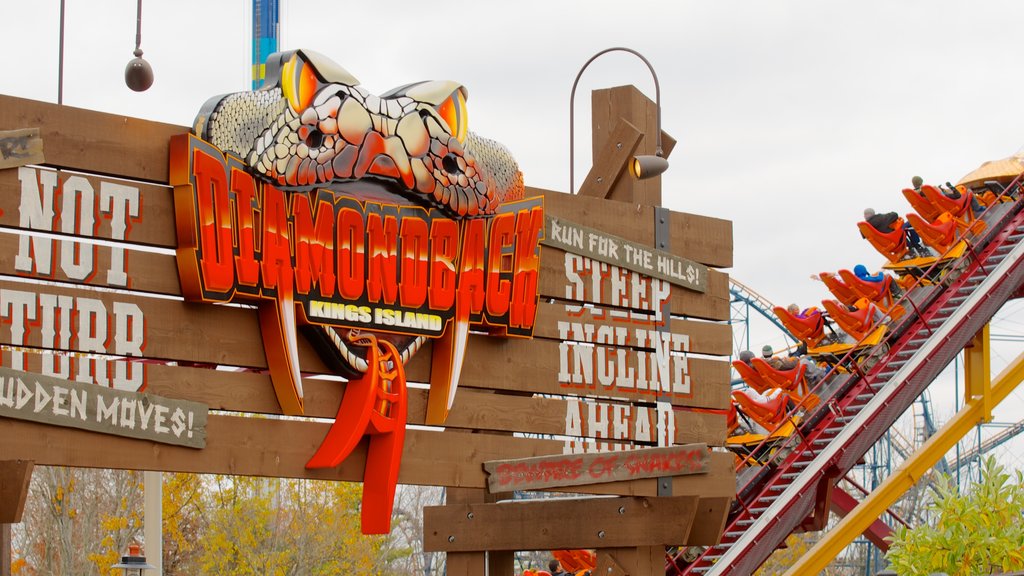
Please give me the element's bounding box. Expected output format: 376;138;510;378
194;48;523;217
188;49;533;426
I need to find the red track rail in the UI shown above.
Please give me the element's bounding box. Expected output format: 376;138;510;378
672;195;1024;575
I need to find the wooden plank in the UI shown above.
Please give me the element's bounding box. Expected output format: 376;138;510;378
0;167;177;247
0;460;33;523
0;228;729;321
0;94;185;182
0;280;729;409
0;415;736;495
0;116;733;277
459;337;730;410
0;277;317;373
0;367;208;448
578;119;642;198
669;211;734;269
0;231;182;296
445;389;727;447
535;187;732;268
1;168;732;272
543;214;708;292
3;351;728;447
0;128;44;169
423;495;698;551
540;247;730;321
532;300;732;356
483;443;710;493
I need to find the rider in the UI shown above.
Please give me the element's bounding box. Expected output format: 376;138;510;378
863;208;930;259
853;264;903;298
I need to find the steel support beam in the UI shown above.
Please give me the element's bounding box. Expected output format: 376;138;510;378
783;337;1024;575
828;486;893;552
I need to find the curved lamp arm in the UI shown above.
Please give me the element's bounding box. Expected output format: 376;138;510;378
569;47;665;194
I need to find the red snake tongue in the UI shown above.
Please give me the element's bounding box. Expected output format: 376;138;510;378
306;336;408;535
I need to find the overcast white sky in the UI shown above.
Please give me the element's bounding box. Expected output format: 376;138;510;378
2;0;1023;473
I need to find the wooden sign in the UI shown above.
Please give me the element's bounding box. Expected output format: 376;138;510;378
483;443;710;492
0;93;733;460
0;73;735;565
544;215;707;292
0;366;207;448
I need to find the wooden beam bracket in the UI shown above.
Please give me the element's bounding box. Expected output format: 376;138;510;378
0;460;35;524
578;119;642;198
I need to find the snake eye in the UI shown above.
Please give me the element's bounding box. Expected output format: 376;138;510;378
436;88;468;144
282;53;319;114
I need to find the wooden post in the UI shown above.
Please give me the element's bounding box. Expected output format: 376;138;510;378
0;460;34;524
0;460;32;576
443;488;514;576
0;524;10;576
589;85;676;206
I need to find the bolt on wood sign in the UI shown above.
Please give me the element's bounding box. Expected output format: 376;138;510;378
0;49;734;553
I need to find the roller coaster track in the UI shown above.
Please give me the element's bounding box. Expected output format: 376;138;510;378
945;418;1024;474
671;195;1024;575
729;278;796;345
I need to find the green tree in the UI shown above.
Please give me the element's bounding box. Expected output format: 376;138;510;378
886;456;1024;576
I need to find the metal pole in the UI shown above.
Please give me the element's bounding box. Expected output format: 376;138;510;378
955;354;961;490
58;0;65;105
568;47;663;194
143;470;163;574
134;0;143;52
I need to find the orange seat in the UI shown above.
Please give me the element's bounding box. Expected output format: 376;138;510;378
773;305;826;348
732;390;792;430
906;212;957;253
821;298;880;341
750;358;819;409
836;268;889;302
750;357;806;394
858;218;909;263
902;187;944;222
972;184;1015;207
921;184;974;221
908;210;986;254
976;189;998;207
733;360;773;394
553;550;596;573
836;270;904;320
727;403;739;434
818;272;860;307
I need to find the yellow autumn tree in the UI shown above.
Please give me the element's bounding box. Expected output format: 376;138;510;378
200;475;291;575
162;472;206;575
13;467;143;576
200;476;402;575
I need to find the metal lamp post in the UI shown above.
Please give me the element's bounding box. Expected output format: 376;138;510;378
568;46;669;194
111;543;156;575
